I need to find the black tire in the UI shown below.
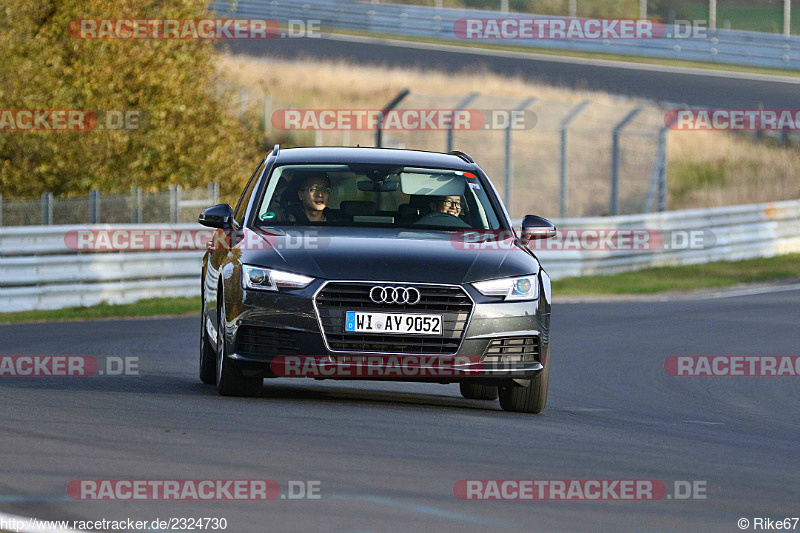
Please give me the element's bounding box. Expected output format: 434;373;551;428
215;296;262;397
199;297;216;385
459;382;499;401
498;362;549;414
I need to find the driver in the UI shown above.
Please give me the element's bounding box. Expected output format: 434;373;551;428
429;196;462;217
287;174;338;222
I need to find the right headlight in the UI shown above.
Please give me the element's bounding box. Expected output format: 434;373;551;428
472;275;539;301
242;265;314;291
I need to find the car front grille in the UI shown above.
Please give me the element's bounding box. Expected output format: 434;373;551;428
236;325;300;357
482;337;540;362
315;282;473;355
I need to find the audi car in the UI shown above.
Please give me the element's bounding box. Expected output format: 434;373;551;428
198;146;555;413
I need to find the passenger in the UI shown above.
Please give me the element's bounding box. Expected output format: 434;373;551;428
429;195;462;217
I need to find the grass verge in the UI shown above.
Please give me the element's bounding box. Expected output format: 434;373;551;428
0;297;201;324
553;253;800;295
2;255;799;323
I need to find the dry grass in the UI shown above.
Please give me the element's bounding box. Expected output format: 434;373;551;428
217;54;800;215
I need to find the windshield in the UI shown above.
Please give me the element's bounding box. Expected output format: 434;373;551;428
253;163;503;230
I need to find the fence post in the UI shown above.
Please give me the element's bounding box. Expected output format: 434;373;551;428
645;125;670;213
558;99;591;218
709;0;717;31
446;92;480;153
264;96;272;134
170;185;181;224
610;107;642;216
41;192;53;225
504;97;537;210
376;88;410;148
239;88;247;119
209;182;220;205
131;186;143;223
785;0;792;36
89;189;99;224
657;128;669;212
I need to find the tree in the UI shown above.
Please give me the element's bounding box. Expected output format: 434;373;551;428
0;0;264;197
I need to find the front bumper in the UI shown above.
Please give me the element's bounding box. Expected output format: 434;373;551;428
224;279;550;383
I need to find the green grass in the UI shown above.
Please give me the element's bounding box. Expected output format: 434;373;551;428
554;253;800;295
1;255;799;323
0;297;201;324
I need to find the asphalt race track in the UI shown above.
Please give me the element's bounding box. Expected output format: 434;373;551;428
1;289;798;532
226;36;800;109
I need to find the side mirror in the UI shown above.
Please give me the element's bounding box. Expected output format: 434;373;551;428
521;215;557;240
198;204;234;229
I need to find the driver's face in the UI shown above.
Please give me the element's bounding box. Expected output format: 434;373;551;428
433;196;462;216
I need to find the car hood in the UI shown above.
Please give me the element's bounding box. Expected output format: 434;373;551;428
237;226;539;284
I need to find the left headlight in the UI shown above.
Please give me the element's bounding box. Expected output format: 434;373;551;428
242;265;315;291
472;275;539;301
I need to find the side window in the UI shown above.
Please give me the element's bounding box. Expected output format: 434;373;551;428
233;160;265;226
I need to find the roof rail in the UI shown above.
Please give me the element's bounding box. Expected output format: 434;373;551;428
272;144;280;156
448;150;474;163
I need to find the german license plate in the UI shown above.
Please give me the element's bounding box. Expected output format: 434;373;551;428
345;311;442;335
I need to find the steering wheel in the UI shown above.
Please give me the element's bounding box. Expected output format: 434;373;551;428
412;211;471;228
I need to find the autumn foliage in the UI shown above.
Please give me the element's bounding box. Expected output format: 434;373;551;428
0;0;264;197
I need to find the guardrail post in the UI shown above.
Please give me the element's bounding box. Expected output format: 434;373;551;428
375;89;410;148
504;97;537;210
559;99;591;217
89;189;99;224
170;185;181;224
447;92;480;153
41;192;53;225
610;107;642;216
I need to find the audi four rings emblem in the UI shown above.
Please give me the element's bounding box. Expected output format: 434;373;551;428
369;286;422;305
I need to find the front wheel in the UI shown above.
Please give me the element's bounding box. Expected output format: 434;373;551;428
498;362;549;413
215;297;262;397
459;383;499;401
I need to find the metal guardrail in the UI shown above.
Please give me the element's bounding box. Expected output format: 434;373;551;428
1;200;799;312
211;0;800;70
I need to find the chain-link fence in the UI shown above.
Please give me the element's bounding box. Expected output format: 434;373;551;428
303;90;667;219
0;185;219;227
